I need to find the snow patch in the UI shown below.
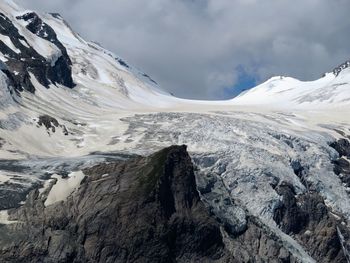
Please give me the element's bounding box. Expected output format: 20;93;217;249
18;38;29;48
0;210;16;225
44;171;85;206
0;173;10;184
0;34;20;53
14;16;62;64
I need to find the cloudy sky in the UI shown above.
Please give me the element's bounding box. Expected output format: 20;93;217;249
17;0;350;99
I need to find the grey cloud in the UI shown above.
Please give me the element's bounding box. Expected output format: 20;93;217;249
16;0;350;99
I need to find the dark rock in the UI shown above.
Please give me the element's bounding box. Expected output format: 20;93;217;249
226;216;297;262
0;11;74;94
49;13;62;19
273;183;308;234
142;73;158;84
333;158;350;176
116;58;129;68
38;115;59;130
333;60;350;76
1;146;345;262
0;146;233;262
0;181;41;210
37;115;69;135
333;158;350;187
16;12;75;89
330;139;350;158
273;182;349;262
331;138;350;188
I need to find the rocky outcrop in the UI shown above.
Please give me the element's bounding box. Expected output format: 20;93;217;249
195;168;299;262
273;182;348;262
331;138;350;190
16;12;75;89
0;146;233;262
331;139;350;159
224;217;296;263
37;115;69;135
0;11;74;93
268;138;350;262
0;146;302;263
1;145;349;262
333;60;350;76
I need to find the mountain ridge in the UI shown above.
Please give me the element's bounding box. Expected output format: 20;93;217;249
0;0;349;111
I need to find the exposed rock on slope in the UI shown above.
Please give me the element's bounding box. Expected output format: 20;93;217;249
333;60;350;76
0;10;74;93
0;146;232;262
1;142;350;262
0;146;304;262
37;114;69;135
273;182;349;262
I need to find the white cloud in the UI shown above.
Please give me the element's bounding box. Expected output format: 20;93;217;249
16;0;350;99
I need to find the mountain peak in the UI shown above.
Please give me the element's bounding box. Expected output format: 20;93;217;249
333;59;350;76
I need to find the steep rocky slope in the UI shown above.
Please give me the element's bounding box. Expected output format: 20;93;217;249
0;146;234;262
0;145;349;262
0;146;230;262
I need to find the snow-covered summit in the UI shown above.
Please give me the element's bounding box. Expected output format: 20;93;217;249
0;0;349;113
231;69;350;109
0;0;175;110
333;59;350;76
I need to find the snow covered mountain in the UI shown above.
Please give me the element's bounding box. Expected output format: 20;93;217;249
0;0;350;262
233;72;350;109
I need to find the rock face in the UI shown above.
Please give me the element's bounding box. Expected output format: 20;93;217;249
0;146;301;262
267;138;350;263
0;145;349;262
0;11;74;93
331;138;350;193
333;60;350;76
331;139;350;159
0;146;233;262
37;115;69;135
16;12;75;89
273;183;348;262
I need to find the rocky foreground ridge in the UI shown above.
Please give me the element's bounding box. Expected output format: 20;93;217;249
0;145;348;262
